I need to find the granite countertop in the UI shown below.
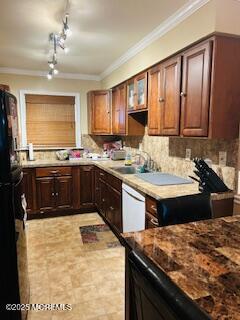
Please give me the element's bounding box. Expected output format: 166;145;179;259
123;215;240;319
21;159;234;201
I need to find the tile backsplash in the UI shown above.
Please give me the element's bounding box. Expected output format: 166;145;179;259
19;132;239;191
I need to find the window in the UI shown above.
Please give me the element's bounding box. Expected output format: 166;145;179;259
20;91;81;148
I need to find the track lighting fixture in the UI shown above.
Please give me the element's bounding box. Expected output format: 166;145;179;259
46;1;71;79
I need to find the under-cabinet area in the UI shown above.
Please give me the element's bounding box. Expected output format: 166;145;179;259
2;2;240;320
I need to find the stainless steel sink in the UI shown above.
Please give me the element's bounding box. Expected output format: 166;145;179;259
110;166;150;174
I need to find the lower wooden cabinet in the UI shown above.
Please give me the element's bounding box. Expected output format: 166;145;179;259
106;186;122;232
36;177;56;212
98;169;122;233
55;176;73;210
79;166;95;209
22;168;36;214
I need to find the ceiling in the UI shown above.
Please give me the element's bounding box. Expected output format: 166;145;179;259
0;0;190;76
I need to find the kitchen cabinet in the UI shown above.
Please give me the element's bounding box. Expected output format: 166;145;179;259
127;72;148;112
22;168;36;214
79;165;95;210
36;167;73;213
145;196;159;229
36;177;56;212
106;186;122;232
148;56;181;136
181;41;212;137
98;169;122;233
88;90;111;135
112;83;126;135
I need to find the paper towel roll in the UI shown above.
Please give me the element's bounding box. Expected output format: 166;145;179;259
28;143;34;161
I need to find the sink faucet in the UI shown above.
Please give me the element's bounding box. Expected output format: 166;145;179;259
134;151;152;170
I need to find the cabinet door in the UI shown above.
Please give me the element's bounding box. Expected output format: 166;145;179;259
127;79;135;112
135;72;148;110
55;176;73;210
107;187;122;233
118;83;126;134
94;168;101;210
79;166;95;208
161;56;181;135
112;88;120;134
148;66;161;135
22;168;36;213
99;179;109;217
89;91;111;134
36;177;55;212
181;41;212;137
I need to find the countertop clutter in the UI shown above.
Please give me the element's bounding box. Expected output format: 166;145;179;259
124;215;240;319
21;159;234;201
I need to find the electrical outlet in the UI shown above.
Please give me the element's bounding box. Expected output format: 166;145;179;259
219;151;227;166
185;148;191;160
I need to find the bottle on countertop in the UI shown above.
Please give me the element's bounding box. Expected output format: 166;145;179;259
28;143;35;161
124;148;132;166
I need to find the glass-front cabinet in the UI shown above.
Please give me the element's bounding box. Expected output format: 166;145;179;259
127;72;148;112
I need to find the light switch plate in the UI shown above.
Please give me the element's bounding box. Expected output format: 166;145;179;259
219;151;227;166
185;148;191;160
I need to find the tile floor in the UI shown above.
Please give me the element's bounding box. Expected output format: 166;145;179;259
26;213;125;320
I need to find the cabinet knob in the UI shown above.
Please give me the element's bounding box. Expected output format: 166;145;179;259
51;192;55;196
180;92;187;97
150;205;157;212
110;206;114;211
159;97;165;103
102;198;105;202
55;192;59;196
150;218;159;226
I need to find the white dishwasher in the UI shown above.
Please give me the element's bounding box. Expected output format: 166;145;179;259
122;183;146;233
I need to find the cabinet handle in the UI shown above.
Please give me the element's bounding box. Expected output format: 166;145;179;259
110;206;114;211
150;205;157;212
180;92;187;97
150;217;159;226
50;170;59;175
159;97;165;102
96;187;99;191
100;172;105;176
51;192;55;196
55;192;59;196
102;198;105;202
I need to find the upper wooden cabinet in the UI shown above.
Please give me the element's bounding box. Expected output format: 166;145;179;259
181;41;212;137
112;83;126;135
127;72;148;112
88;90;111;135
148;56;181;135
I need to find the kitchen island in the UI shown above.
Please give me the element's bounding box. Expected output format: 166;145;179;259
123;215;240;319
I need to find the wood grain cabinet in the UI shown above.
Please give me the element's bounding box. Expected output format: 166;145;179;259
148;56;181;135
127;72;148;112
181;41;212;137
36;166;73;214
88;90;111;135
97;169;122;233
79;166;95;210
22;168;36;214
112;83;126;135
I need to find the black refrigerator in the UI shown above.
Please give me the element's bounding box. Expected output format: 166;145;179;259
0;89;29;320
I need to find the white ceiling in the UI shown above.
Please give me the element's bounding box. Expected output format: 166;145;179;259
0;0;191;76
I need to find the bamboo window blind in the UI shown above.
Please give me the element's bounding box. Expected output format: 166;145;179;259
25;94;76;147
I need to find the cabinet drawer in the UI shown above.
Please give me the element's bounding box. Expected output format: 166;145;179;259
146;212;159;228
36;166;72;177
146;196;158;217
108;174;122;192
99;169;107;181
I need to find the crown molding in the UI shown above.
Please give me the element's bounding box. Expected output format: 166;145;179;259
100;0;210;80
0;67;101;81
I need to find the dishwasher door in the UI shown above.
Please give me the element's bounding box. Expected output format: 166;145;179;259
122;183;145;233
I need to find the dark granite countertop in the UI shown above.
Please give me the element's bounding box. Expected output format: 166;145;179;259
123;215;240;319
